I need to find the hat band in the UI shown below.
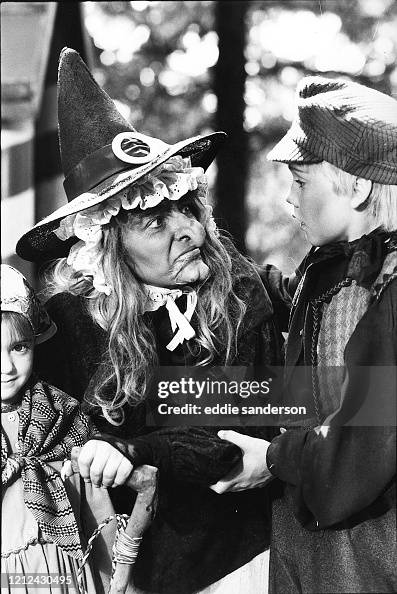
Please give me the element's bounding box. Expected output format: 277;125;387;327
63;144;138;201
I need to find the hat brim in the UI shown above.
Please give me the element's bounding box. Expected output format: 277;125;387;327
35;321;58;344
267;131;322;164
16;132;226;262
1;302;57;344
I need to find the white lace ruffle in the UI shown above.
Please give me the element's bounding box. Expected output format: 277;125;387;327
54;156;206;295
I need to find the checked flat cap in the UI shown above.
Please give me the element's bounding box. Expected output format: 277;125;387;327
268;76;397;185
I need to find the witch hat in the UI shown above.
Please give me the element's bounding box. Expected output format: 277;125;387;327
16;48;226;262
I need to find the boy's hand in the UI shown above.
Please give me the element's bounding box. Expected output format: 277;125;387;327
210;430;274;493
72;440;133;488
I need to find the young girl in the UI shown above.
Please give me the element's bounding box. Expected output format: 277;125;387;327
1;264;100;593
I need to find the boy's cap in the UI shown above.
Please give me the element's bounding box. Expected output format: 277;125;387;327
267;76;397;185
0;265;56;344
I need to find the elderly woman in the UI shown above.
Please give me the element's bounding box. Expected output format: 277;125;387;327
17;49;282;594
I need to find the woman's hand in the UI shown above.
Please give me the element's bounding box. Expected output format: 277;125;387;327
72;440;133;488
210;430;274;494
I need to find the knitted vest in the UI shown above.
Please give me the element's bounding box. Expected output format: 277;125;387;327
316;249;396;419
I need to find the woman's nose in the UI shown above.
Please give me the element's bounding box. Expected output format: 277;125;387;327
171;211;196;241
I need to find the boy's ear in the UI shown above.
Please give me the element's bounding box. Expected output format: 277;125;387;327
351;178;372;209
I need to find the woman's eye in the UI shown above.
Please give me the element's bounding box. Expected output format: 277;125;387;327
13;343;30;354
147;216;164;229
180;204;193;216
294;180;304;188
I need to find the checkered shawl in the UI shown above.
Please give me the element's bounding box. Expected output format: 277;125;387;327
1;377;96;559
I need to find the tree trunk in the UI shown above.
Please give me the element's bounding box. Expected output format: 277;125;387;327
214;0;249;254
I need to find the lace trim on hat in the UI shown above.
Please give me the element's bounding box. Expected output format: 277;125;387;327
54;156;206;295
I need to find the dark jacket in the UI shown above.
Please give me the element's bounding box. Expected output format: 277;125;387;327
262;232;397;529
259;228;396;593
36;248;283;593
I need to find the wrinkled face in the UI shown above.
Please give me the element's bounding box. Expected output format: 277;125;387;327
1;320;34;403
287;163;353;246
121;196;209;288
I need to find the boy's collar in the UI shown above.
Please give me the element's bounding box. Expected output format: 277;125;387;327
307;227;396;288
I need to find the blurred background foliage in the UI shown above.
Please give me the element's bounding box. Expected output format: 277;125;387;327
82;0;396;272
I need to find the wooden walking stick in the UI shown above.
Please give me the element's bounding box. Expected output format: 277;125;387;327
70;447;158;594
110;464;158;594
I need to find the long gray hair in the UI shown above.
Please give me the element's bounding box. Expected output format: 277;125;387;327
44;193;252;424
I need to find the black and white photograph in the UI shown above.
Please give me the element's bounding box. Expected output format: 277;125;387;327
1;2;396;593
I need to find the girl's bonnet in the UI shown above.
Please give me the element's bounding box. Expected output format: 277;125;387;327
0;264;56;344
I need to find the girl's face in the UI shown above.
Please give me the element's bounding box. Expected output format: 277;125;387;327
1;319;34;403
121;196;209;288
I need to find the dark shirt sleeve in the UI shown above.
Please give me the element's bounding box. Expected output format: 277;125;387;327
267;280;397;529
91;427;242;486
256;264;300;332
87;398;270;486
267;425;395;529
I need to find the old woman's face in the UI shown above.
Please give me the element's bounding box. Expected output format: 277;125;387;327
121;196;209;288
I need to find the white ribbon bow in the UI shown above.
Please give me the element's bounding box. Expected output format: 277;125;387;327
144;285;198;351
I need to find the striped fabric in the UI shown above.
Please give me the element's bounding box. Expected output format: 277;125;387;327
316;282;371;417
267;76;397;185
1;378;96;560
315;241;397;420
317;283;371;367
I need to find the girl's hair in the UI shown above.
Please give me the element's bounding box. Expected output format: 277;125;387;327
1;311;34;343
44;193;252;423
322;161;397;231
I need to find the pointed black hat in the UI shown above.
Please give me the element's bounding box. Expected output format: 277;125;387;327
58;47;136;176
17;48;226;262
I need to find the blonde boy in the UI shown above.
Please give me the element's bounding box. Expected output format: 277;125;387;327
212;77;397;593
